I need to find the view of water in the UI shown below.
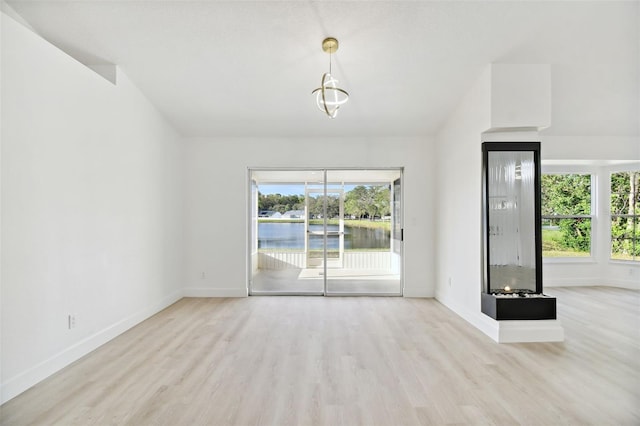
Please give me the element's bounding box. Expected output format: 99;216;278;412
258;223;390;250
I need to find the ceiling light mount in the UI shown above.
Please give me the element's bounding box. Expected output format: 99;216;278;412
312;37;349;119
321;37;339;54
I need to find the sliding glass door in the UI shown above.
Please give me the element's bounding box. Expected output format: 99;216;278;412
324;170;402;295
248;168;402;296
248;171;323;294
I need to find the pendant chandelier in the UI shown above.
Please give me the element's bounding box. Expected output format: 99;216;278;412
312;37;349;118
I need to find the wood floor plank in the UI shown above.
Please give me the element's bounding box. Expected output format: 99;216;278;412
1;287;638;425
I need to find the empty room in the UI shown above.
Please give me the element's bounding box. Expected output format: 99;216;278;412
1;1;638;424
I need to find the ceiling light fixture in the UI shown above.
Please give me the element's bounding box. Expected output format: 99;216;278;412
312;37;349;118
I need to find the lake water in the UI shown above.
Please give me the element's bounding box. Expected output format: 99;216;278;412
258;223;390;250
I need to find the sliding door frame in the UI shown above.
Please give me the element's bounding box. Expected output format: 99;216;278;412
247;167;404;296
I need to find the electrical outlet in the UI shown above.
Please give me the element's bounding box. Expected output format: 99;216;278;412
68;314;77;329
448;277;452;287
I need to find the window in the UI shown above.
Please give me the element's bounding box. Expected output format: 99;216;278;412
610;171;640;262
541;174;592;258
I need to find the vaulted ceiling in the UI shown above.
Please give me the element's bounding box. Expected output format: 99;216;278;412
5;1;639;138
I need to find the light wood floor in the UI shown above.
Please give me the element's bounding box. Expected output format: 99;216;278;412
1;287;638;425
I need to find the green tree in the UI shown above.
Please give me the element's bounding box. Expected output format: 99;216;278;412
372;185;391;218
258;186;392;221
345;186;369;219
258;193;304;214
344;185;390;220
306;194;340;218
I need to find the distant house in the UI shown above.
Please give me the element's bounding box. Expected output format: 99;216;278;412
258;211;281;218
282;210;305;219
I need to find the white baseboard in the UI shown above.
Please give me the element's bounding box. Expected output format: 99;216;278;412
434;294;564;343
434;294;498;342
403;286;433;297
495;319;564;343
455;305;504;342
458;307;564;343
545;278;639;290
603;279;640;290
183;287;248;297
544;278;599;287
469;311;503;342
0;290;183;405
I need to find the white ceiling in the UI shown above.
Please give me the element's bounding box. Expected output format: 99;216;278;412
5;1;639;139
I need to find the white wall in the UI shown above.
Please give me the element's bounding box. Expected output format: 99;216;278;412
490;64;551;131
183;137;435;298
541;136;640;161
1;13;184;403
433;66;492;333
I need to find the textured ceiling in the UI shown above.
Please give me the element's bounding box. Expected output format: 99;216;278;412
5;1;639;138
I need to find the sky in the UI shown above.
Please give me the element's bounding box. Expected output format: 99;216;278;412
259;184;359;195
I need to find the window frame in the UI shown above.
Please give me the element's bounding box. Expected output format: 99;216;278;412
541;171;595;263
609;170;640;263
